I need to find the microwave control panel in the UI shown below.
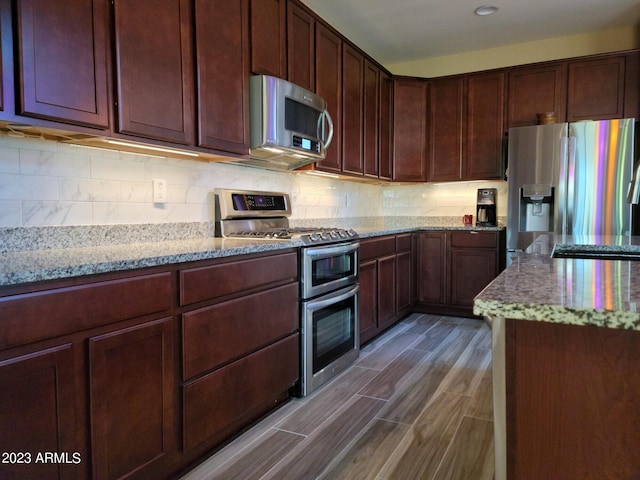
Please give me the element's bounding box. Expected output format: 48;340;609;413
293;135;320;153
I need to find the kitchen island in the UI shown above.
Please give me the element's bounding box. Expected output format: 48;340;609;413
474;234;640;480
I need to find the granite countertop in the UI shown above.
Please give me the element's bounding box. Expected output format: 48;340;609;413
0;218;505;287
473;234;640;331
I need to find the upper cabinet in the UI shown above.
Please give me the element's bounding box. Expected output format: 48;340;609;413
378;71;393;180
393;78;428;182
195;0;250;155
364;60;380;178
342;44;365;175
464;71;505;180
507;62;567;127
567;52;639;122
287;1;315;91
314;22;342;172
427;71;505;182
14;0;110;128
113;0;194;144
250;0;287;78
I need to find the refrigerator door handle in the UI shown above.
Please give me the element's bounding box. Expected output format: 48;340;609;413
564;135;577;235
556;135;570;235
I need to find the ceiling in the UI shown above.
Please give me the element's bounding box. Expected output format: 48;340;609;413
300;0;640;65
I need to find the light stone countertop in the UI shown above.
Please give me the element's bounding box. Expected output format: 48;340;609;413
473;234;640;331
0;217;505;287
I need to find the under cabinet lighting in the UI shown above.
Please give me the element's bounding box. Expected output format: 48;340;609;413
305;170;340;179
474;5;498;16
105;139;200;157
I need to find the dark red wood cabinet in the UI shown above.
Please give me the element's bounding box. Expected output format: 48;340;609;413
415;230;505;317
313;22;342;173
15;0;110;128
378;71;393;180
287;1;315;91
393;78;428;182
364;60;380;178
113;0;194;144
195;0;249;155
250;0;287;78
342;44;364;175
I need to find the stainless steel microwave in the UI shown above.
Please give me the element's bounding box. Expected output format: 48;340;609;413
247;75;333;170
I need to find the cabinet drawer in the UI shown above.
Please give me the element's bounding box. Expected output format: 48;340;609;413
396;233;412;252
0;272;173;350
182;283;299;379
360;236;395;261
450;231;497;249
180;251;297;305
183;334;299;450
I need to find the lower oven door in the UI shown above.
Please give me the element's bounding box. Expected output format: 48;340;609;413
300;283;359;396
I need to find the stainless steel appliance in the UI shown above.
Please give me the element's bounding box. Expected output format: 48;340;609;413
214;189;359;396
244;75;334;171
476;188;497;227
507;118;638;257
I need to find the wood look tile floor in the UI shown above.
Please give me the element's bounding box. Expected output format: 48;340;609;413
180;313;494;480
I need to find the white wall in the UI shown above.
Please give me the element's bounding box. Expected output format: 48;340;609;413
0;135;505;227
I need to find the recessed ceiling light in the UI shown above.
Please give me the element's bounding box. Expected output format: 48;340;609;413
475;5;498;16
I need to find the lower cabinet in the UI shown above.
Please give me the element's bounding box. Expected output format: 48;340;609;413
415;230;505;316
359;234;414;344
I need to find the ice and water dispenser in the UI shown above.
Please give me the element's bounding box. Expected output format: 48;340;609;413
519;184;554;232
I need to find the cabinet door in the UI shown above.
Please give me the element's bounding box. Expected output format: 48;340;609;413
567;55;626;122
450;248;496;307
287;1;314;91
358;259;378;345
0;344;78;480
89;317;176;480
16;0;109;128
507;62;567;127
416;232;448;305
396;249;413;319
114;0;194;144
377;254;397;330
364;60;380;177
195;0;249;155
428;77;463;182
379;71;393;180
465;71;505;180
393;78;428;181
314;22;342;172
250;0;286;78
342;44;364;175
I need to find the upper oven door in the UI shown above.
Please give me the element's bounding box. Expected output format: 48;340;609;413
301;241;359;299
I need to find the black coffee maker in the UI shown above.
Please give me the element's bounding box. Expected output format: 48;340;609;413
476;188;497;227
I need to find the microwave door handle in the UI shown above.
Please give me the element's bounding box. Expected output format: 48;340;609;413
320;109;334;149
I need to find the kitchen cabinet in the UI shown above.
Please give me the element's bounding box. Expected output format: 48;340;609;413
0;344;78;480
113;0;194;144
428;77;464;182
342;44;365;175
379;71;393;180
364;60;380;178
287;1;315;91
415;230;505;316
13;0;110;128
567;52;639;122
464;71;505;180
89;317;176;480
504;319;640;478
313;22;342;172
359;235;409;345
395;233;414;318
250;0;287;78
507;62;567;127
195;0;249;155
179;251;299;453
393;77;429;182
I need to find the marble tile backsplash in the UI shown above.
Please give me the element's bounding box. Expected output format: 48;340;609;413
0;135;507;227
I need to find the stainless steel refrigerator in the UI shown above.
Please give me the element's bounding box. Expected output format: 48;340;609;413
507;118;637;255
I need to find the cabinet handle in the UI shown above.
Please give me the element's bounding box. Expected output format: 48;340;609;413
470;231;479;235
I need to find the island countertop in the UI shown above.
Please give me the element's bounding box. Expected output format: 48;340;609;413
473;234;640;331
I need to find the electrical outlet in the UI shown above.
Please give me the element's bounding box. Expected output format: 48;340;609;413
153;178;167;203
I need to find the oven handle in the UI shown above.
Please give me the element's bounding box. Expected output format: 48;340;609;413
305;284;359;310
303;241;360;259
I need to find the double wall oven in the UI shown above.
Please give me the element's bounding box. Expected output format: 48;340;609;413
214;189;359;396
